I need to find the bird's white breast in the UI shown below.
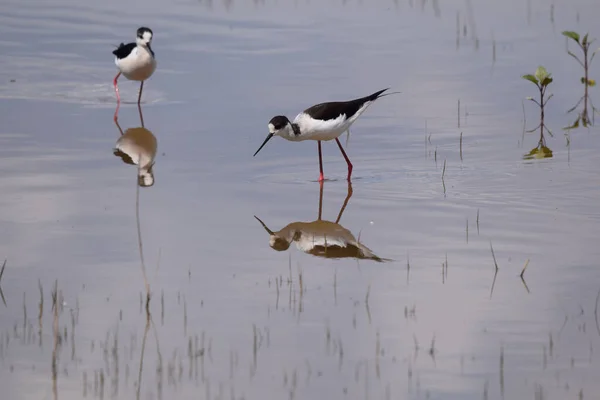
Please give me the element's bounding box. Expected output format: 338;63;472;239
115;47;156;81
292;113;347;141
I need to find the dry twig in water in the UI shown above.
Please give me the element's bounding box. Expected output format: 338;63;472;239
0;259;6;306
595;288;600;338
489;242;499;298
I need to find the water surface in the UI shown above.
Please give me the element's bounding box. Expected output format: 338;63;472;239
1;0;600;399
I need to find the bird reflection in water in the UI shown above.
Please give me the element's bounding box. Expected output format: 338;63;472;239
113;104;157;187
254;183;386;262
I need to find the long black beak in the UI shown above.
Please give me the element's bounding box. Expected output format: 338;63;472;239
253;133;274;157
254;215;275;235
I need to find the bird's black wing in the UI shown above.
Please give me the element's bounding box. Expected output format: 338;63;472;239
112;42;136;59
113;148;135;165
302;88;389;121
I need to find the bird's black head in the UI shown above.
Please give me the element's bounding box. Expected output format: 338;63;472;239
253;115;291;157
268;115;290;131
138;164;155;188
137;27;153;38
136;27;153;47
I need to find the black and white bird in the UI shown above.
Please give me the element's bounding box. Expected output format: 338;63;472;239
253;88;397;182
112;27;157;107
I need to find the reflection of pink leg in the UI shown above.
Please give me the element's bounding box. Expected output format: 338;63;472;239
114;117;124;136
137;103;145;128
137;81;144;104
113;102;120;122
335;138;353;181
317;141;324;182
113;103;120;122
113;72;121;122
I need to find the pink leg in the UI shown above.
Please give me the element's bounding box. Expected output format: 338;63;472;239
318;141;324;182
137;81;144;104
113;72;121;102
335;138;353;181
113;72;121;122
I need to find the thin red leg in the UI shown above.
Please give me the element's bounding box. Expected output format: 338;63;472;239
335;138;353;181
317;140;324;182
137;81;144;104
113;72;121;102
113;72;121;122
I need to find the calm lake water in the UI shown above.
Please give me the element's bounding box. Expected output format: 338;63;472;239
1;0;600;399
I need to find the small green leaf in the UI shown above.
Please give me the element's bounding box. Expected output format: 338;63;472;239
583;33;589;45
522;74;538;85
568;51;584;67
524;145;553;160
534;66;550;83
562;30;580;43
541;77;553;87
588;79;596;87
581;77;586;84
526;96;534;100
563;117;580;130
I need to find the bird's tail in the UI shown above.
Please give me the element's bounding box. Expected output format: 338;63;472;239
111;43;125;56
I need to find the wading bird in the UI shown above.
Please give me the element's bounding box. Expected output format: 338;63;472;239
112;27;156;119
253;88;397;181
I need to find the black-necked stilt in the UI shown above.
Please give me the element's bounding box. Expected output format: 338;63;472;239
113;104;157;187
112;27;157;112
254;183;386;261
253;88;398;182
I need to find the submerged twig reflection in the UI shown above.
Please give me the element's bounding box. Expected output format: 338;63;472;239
38;280;43;348
520;275;531;294
51;280;60;400
365;284;372;325
136;310;151;400
489;242;499;299
520;259;531;293
594;288;600;338
135;304;163;399
0;259;6;306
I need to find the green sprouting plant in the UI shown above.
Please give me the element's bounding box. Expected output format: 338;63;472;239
523;66;553;137
563;31;597;87
522;66;554;159
562;31;599;128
